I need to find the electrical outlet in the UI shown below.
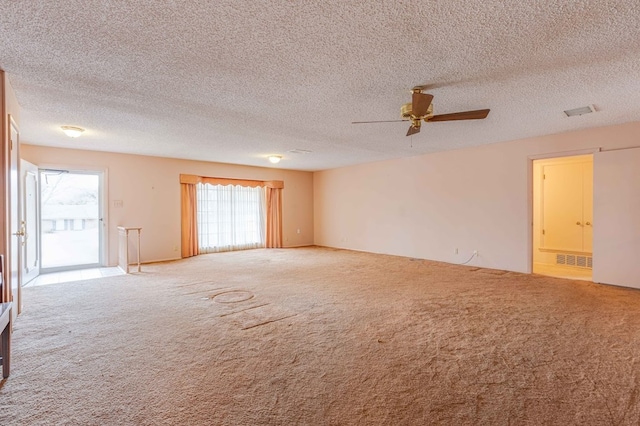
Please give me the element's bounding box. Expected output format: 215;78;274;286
473;250;478;256
454;248;459;254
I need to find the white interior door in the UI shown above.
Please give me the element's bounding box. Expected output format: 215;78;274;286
542;163;584;251
593;148;640;289
22;160;39;284
9;116;22;317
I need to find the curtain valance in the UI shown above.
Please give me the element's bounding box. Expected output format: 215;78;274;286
180;174;284;189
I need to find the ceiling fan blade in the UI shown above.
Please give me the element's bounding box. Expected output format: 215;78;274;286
406;124;421;136
351;120;408;124
412;92;434;117
428;109;490;122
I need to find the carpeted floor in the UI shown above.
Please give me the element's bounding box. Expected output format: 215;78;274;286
1;247;640;425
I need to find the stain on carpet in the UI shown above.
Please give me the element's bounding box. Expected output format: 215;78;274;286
211;290;255;303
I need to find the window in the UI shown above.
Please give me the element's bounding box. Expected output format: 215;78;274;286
180;174;283;258
196;183;266;253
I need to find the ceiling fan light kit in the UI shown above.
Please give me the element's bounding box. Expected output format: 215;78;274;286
352;87;490;137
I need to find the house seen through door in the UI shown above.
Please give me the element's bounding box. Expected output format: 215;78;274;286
39;169;104;273
532;154;593;280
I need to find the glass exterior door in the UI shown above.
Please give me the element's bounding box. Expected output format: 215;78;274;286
40;170;103;271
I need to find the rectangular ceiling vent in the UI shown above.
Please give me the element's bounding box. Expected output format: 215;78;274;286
288;149;313;154
564;105;596;117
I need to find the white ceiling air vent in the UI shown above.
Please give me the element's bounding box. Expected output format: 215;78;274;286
564;105;596;117
288;149;313;154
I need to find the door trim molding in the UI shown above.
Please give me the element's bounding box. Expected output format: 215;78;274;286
527;148;601;161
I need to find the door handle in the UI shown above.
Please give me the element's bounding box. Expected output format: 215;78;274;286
13;223;26;236
576;221;582;226
585;221;592;226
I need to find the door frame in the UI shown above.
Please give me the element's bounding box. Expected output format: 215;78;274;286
527;148;600;275
38;166;108;273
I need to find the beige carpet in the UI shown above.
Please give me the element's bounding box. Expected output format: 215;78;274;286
1;247;640;425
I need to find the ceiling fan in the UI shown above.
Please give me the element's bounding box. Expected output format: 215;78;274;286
352;87;490;136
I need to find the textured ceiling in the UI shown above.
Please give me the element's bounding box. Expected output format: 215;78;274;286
1;1;639;171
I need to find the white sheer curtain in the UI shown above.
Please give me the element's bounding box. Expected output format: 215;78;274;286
197;183;266;253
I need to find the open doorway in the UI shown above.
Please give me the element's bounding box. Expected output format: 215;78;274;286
39;169;104;272
532;155;593;280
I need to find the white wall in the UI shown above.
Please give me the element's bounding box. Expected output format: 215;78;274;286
4;73;19;126
314;122;640;283
21;145;314;266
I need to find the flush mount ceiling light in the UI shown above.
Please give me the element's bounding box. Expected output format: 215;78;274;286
61;125;85;137
268;155;282;164
564;105;596;117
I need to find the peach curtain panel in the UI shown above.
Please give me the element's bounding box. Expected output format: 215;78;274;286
180;183;199;258
265;187;283;248
179;175;284;257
